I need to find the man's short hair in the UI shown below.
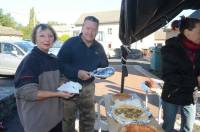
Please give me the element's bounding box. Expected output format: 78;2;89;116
83;16;99;26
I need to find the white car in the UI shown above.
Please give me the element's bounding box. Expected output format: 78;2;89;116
0;40;34;75
49;41;62;56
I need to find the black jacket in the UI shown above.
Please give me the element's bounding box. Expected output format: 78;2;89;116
57;35;109;84
161;35;200;105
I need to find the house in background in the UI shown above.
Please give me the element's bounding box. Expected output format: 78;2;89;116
52;24;75;37
0;26;22;41
74;10;176;57
74;10;121;54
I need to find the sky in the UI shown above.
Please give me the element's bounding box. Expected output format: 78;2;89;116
0;0;195;27
0;0;122;25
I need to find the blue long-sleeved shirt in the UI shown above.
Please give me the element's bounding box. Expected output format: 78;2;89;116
57;35;108;84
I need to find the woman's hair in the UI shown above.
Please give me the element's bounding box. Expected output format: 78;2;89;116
171;20;179;31
31;23;57;44
179;16;200;34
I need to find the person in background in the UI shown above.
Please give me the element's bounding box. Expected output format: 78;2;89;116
171;19;180;32
14;24;74;132
58;16;108;132
161;10;200;132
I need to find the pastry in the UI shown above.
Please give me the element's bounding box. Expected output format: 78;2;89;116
120;124;158;132
112;93;131;101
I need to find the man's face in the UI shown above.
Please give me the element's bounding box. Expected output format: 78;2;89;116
81;20;98;44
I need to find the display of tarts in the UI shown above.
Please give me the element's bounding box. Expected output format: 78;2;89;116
120;124;158;132
108;98;151;124
112;93;131;101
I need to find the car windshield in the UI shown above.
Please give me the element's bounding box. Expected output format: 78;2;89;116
53;41;62;48
15;41;34;53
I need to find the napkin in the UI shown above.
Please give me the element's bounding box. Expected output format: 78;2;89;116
57;81;82;94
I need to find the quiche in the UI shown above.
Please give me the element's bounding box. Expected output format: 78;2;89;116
120;124;158;132
113;104;148;120
112;93;131;101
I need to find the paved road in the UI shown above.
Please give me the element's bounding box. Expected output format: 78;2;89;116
0;76;23;132
0;77;14;100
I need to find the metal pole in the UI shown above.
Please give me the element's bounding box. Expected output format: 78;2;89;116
120;45;130;93
120;65;126;93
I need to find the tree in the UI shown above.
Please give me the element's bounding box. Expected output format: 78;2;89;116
20;27;31;40
28;7;36;28
0;8;17;28
58;34;70;42
21;7;37;39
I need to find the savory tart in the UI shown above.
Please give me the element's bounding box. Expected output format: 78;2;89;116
113;104;148;120
120;124;158;132
112;93;131;101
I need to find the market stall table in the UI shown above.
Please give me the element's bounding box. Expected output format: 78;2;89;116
140;78;164;124
96;93;164;132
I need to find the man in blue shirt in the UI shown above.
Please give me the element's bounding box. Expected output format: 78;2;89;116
58;16;108;132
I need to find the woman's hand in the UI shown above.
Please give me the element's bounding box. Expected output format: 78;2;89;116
36;90;75;100
57;91;75;99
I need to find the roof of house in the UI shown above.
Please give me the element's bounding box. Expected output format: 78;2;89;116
75;10;120;26
154;28;180;41
154;29;166;40
0;26;22;36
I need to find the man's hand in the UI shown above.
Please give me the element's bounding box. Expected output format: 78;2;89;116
197;76;200;90
78;70;91;80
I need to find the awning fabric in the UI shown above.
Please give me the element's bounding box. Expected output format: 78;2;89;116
119;0;200;45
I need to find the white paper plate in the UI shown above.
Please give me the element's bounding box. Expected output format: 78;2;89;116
57;81;82;94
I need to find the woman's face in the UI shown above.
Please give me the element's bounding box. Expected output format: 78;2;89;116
35;28;54;53
185;22;200;44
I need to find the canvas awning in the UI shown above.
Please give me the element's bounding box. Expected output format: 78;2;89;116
119;0;200;45
118;0;200;93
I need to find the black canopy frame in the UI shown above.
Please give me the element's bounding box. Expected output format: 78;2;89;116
118;0;200;93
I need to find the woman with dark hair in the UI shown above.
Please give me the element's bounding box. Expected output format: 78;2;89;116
14;24;74;132
171;19;180;32
161;10;200;132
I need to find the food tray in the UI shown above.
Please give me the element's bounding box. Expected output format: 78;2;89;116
107;94;152;125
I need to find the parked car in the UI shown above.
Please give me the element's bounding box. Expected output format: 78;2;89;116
128;49;143;59
0;40;34;75
107;48;143;59
49;41;62;55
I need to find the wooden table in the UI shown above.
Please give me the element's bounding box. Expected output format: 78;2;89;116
97;94;164;132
